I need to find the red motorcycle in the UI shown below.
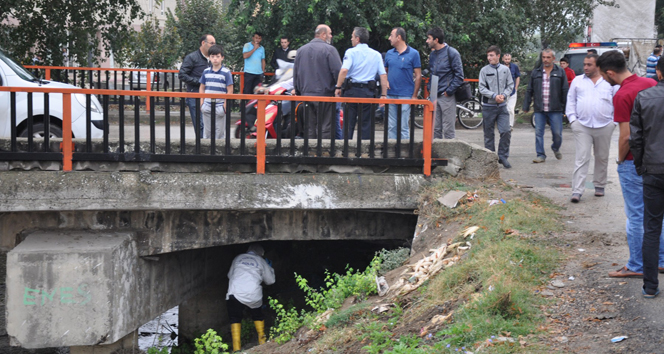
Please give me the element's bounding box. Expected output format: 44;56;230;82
235;59;299;139
235;58;343;139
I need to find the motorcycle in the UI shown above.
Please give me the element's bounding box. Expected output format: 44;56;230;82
235;58;299;139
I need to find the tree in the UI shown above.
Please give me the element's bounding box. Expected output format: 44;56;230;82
656;0;664;38
130;15;183;69
0;0;143;66
227;0;537;77
168;0;243;69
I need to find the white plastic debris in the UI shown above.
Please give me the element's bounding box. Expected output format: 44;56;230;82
376;276;389;297
611;335;628;343
438;190;468;208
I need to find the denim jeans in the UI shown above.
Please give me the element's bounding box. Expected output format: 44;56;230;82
387;95;411;139
618;161;664;273
642;174;664;291
186;97;204;137
533;111;563;159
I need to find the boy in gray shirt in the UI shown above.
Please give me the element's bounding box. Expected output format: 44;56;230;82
479;45;514;168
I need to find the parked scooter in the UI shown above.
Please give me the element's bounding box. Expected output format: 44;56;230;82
235;56;299;139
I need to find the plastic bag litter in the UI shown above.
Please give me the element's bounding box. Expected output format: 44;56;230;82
488;199;506;206
376;276;389;296
611;336;628;343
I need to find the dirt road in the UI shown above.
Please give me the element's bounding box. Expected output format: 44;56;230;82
456;124;662;353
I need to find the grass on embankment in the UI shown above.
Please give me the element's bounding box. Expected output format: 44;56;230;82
304;178;565;354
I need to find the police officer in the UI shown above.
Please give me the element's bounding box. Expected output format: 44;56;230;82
335;27;388;139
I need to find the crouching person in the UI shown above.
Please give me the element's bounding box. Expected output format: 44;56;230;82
226;244;275;351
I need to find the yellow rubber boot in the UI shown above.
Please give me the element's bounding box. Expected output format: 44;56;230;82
254;320;266;345
231;323;241;352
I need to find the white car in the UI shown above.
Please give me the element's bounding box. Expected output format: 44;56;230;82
0;49;104;139
562;42;621;75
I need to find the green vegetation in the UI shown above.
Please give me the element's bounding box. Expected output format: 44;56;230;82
272;180;563;353
193;329;228;354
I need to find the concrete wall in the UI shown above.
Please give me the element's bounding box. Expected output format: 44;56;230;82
0;209;416;255
6;231;224;348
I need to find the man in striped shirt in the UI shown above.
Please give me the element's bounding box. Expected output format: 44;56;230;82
199;45;234;139
523;48;569;163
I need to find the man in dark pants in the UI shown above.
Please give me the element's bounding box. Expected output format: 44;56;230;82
226;244;275;351
242;32;266;94
478;45;514;168
293;24;342;139
335;27;388;139
178;34;213;136
631;58;664;298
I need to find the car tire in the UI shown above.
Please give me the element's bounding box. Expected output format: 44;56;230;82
19;123;63;138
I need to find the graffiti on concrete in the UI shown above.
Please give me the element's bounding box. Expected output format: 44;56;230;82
23;283;91;305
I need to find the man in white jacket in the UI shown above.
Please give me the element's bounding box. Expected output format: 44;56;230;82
226;244;275;351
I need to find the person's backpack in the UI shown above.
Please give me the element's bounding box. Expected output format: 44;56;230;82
446;48;471;102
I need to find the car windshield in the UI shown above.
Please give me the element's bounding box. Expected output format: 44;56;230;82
0;50;37;82
567;54;586;76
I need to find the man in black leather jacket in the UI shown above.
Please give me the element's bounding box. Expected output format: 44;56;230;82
523;49;568;163
630;57;664;298
179;34;214;136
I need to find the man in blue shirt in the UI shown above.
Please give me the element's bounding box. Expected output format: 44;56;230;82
335;27;388;139
242;33;266;94
426;27;464;139
502;53;520;129
646;47;660;79
384;27;421;139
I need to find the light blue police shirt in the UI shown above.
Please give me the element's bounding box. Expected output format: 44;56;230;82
341;43;386;83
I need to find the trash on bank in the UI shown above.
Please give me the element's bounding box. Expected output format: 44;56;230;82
376;276;389;296
438;190;468;208
488;199;506;206
611;336;628;343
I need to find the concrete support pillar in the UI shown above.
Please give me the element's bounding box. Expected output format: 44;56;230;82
7;231;225;349
69;330;138;354
179;281;230;342
179;247;232;342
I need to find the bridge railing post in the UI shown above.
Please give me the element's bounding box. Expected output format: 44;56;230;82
256;100;267;174
62;93;73;171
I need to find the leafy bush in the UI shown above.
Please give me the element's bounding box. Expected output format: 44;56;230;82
269;258;382;343
268;297;307;344
194;329;228;354
376;248;411;276
147;347;169;354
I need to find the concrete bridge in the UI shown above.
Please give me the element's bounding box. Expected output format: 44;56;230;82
0;82;498;354
0;132;497;352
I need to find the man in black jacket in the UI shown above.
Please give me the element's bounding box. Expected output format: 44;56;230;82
630;57;664;298
179;34;214;136
270;37;293;71
293;25;342;139
523;48;568;163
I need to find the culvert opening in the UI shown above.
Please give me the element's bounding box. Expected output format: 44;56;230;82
220;239;411;348
153;238;414;352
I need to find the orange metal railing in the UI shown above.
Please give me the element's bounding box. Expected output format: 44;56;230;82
0;86;435;175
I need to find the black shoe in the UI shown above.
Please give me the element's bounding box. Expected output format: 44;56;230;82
499;158;512;169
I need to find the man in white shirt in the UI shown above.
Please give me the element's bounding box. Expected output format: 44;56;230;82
566;53;618;203
226;244;275;351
